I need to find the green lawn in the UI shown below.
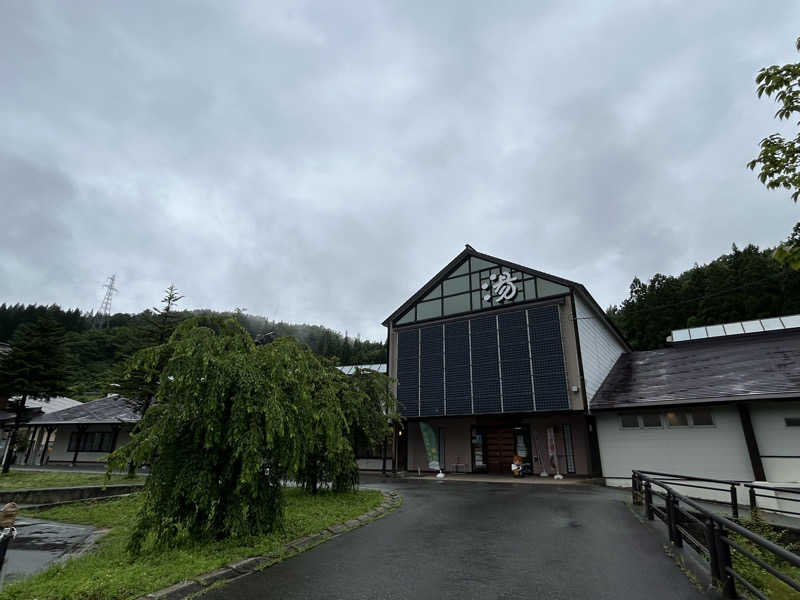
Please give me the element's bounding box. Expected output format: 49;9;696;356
0;488;383;600
0;471;145;490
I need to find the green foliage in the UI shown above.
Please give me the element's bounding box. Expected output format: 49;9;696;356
108;317;290;552
0;301;386;403
0;317;70;401
0;471;145;490
0;317;71;472
730;512;800;599
107;316;392;552
141;285;184;345
295;367;397;494
0;489;382;600
748;36;800;269
608;238;800;350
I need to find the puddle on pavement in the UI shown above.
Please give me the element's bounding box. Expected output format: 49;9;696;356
2;518;96;581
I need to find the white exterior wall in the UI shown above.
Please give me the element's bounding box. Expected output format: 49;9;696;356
574;293;626;402
596;406;754;499
47;425;132;463
750;401;800;483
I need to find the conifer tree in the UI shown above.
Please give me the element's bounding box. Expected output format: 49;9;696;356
0;318;69;473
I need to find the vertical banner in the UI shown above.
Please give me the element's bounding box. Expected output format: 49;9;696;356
419;422;440;470
546;426;562;478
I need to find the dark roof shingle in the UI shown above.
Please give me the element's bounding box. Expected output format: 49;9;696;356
28;394;140;425
591;330;800;410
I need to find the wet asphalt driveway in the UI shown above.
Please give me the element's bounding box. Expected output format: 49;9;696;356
205;478;705;600
4;517;96;582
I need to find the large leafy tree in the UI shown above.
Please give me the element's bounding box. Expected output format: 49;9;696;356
0;318;70;473
748;36;800;268
108;316;393;552
295;366;396;495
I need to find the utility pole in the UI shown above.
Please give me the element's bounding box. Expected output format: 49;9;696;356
95;274;118;329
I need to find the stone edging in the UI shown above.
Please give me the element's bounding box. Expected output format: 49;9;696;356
140;489;402;600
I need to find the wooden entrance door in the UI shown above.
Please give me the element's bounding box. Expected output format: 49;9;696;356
486;427;515;474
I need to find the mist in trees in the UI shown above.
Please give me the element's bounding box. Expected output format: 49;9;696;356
0;295;387;402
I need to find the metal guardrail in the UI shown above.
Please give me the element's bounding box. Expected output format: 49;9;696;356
632;470;800;599
633;470;743;520
743;482;800;519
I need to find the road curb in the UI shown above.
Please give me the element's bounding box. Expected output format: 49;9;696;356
139;489;401;599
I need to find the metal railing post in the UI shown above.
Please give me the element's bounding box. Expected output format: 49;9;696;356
644;480;654;520
748;486;757;515
714;523;736;599
667;492;683;547
705;518;721;583
632;472;642;505
730;485;739;520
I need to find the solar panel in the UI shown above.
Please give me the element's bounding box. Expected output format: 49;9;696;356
670;314;800;343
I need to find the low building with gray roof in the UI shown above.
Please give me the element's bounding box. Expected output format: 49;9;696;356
592;317;800;489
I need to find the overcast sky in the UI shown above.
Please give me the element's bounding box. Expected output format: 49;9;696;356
2;2;799;341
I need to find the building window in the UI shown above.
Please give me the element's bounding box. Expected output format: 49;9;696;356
690;410;714;427
666;411;689;427
67;431;115;453
620;414;639;428
641;414;662;428
786;417;800;427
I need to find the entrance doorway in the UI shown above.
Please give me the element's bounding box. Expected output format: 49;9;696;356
486;427;515;474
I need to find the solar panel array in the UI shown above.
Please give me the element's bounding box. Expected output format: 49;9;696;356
669;314;800;343
396;305;569;417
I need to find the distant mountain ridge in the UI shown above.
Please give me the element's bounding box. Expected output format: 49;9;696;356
0;303;385;401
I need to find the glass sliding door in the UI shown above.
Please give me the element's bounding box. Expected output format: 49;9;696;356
471;427;487;473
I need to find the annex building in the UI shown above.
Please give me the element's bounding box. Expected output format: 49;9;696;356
593;318;800;487
384;245;629;477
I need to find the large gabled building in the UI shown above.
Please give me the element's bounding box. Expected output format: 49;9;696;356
384;245;629;477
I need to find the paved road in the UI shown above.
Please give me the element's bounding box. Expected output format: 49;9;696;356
206;478;705;600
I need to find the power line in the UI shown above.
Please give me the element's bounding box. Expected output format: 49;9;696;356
95;274;118;329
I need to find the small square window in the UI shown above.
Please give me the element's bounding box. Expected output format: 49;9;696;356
690;410;714;427
641;414;662;428
620;415;639;429
666;411;688;427
786;417;800;427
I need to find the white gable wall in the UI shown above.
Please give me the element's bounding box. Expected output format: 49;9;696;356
750;401;800;482
574;292;626;402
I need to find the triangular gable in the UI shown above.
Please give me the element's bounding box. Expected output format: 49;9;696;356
384;246;574;327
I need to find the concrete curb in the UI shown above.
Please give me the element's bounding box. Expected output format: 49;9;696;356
139;489;402;599
0;483;145;505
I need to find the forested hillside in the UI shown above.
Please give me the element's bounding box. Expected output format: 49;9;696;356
608;227;800;351
0;303;386;401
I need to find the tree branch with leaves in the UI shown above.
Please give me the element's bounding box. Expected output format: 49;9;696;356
748;36;800;268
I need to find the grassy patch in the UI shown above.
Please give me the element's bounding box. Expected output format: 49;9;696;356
0;471;145;491
0;487;383;600
730;514;800;600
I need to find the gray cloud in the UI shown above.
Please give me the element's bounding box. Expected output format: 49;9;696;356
2;1;800;339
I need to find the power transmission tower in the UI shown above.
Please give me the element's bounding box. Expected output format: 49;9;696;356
95;274;118;328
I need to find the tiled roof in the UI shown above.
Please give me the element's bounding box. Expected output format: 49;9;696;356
28;394;140;425
8;396;82;413
591;329;800;410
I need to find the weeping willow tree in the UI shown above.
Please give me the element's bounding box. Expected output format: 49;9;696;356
108;316;395;552
295;366;396;495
